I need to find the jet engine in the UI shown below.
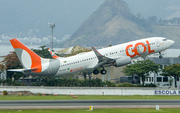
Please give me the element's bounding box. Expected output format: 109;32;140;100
114;56;131;67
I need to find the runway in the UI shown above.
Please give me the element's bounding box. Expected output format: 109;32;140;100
0;100;180;109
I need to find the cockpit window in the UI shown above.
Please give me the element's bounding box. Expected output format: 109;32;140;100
163;39;167;41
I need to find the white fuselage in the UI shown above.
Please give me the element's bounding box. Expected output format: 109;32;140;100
55;37;174;76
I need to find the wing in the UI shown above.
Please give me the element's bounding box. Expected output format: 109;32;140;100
90;47;118;68
90;47;131;68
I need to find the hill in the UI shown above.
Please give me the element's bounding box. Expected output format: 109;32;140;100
62;0;180;48
56;45;90;54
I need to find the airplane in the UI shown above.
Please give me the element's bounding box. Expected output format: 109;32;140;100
9;37;174;76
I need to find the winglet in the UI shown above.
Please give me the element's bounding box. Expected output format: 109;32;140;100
47;48;59;59
92;47;103;56
92;47;104;62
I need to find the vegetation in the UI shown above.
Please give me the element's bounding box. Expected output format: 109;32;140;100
1;95;180;100
44;77;99;87
117;83;156;87
2;90;8;95
122;59;160;86
42;77;116;87
0;75;157;87
0;78;26;86
1;109;180;113
31;45;53;59
161;63;180;87
0;51;24;81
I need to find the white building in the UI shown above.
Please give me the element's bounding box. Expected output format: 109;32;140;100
144;57;180;87
0;56;6;80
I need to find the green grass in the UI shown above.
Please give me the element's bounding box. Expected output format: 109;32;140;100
0;95;180;100
0;109;180;113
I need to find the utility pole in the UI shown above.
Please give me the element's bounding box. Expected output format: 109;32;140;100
48;23;55;50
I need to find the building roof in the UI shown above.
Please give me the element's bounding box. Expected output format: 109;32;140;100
147;57;180;65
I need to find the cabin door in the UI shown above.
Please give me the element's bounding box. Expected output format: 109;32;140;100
155;39;160;47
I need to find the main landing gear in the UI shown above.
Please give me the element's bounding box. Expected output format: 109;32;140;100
100;69;107;75
159;52;163;59
93;68;107;75
93;69;99;75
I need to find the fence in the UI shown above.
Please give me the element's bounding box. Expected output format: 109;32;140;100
0;86;180;95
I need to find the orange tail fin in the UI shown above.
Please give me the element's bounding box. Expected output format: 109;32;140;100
10;38;42;73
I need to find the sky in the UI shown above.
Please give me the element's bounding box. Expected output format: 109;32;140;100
1;0;180;45
0;0;105;41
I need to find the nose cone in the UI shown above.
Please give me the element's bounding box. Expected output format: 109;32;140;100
168;40;174;47
169;40;175;47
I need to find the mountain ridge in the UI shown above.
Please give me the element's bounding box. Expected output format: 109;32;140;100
61;0;180;48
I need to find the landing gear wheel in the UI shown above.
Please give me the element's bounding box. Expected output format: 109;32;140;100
93;69;99;75
100;69;107;75
159;55;163;59
159;52;163;59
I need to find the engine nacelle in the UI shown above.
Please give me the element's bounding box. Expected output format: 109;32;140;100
114;56;131;67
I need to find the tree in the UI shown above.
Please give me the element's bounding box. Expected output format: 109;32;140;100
122;59;160;86
2;51;22;69
122;63;137;84
0;51;23;81
31;45;53;58
169;77;173;87
147;16;158;24
161;63;180;87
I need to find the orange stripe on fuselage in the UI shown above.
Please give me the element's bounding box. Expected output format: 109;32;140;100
10;38;42;73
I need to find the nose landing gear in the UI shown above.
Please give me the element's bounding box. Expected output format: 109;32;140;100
159;52;163;59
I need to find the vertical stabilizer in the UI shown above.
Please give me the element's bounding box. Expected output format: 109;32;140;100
10;38;43;73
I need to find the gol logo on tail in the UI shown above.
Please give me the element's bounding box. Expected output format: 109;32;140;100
126;40;154;57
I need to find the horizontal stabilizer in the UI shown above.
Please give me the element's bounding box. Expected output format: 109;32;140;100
8;68;37;73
